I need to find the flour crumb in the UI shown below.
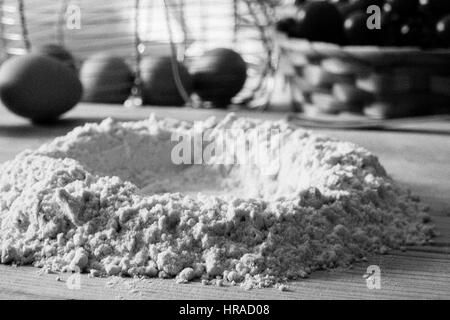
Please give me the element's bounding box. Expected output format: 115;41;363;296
176;267;195;284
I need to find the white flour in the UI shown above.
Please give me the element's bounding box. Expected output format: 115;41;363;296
0;114;434;289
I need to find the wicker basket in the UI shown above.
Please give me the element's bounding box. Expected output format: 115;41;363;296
277;34;450;119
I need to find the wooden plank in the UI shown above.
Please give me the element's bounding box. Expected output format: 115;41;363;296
0;249;449;300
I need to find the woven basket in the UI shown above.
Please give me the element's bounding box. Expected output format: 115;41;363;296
277;33;450;119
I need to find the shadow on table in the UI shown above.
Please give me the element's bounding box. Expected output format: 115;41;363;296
0;117;106;138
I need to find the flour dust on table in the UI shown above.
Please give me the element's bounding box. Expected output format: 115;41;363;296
0;113;434;289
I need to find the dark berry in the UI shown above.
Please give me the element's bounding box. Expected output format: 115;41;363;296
378;13;402;46
384;0;419;17
276;17;298;34
419;0;450;16
297;1;345;44
339;0;384;16
294;0;307;7
436;15;450;47
397;21;423;46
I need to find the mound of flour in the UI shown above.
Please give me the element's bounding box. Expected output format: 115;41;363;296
0;114;434;289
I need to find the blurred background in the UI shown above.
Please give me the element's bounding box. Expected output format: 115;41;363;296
0;0;449;124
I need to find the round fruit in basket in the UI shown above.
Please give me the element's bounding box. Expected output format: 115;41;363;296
396;19;424;47
275;17;303;38
436;15;450;47
419;0;450;15
384;0;419;16
190;48;247;108
344;11;383;45
80;53;133;104
141;56;193;106
337;0;384;16
0;54;82;122
296;1;345;44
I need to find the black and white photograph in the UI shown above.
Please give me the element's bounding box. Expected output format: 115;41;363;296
0;0;449;304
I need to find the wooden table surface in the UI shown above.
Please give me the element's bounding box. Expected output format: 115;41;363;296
0;104;449;300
